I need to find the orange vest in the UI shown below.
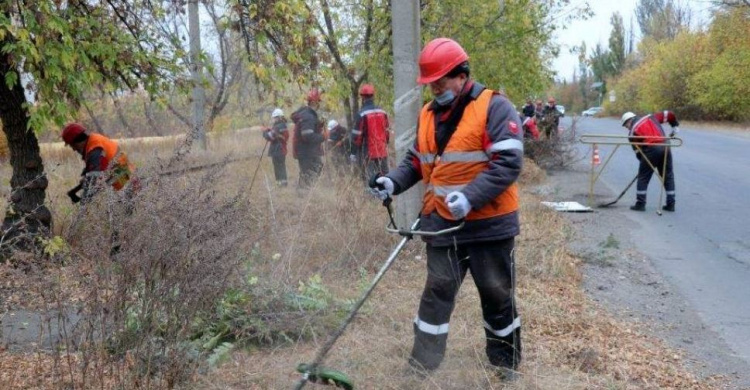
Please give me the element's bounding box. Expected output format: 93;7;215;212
85;133;132;191
417;89;519;221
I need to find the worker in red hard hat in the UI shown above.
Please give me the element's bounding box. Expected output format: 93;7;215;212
62;123;137;256
351;83;390;182
62;123;136;204
369;37;524;379
291;88;326;189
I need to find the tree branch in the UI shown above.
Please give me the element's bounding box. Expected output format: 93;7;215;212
363;0;374;55
314;0;356;84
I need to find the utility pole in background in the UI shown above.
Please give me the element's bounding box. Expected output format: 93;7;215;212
188;0;207;150
391;0;422;227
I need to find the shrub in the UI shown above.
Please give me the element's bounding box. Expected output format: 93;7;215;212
53;166;258;387
524;117;582;170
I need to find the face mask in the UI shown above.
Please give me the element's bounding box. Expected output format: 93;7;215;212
434;90;455;106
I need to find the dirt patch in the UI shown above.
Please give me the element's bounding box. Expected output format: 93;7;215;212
537;165;750;388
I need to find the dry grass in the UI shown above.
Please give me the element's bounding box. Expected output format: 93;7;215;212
0;130;725;389
197;193;721;390
195;136;719;389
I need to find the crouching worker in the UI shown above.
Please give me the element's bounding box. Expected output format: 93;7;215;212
62;123;137;255
62;123;136;204
522;117;540;140
620;110;679;212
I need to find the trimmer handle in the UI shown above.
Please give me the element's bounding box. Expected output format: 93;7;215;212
368;172;392;208
368;172;383;189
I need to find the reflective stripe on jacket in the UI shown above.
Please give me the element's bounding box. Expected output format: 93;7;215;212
84;133;132;191
416;89;519;221
291;106;324;159
355;104;390;159
630;115;666;145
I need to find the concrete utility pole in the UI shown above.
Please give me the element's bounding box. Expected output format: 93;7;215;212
188;0;207;150
391;0;422;228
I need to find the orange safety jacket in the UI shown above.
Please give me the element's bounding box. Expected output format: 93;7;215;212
84;133;133;191
416;89;519;221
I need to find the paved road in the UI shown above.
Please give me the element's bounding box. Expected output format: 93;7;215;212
568;116;750;365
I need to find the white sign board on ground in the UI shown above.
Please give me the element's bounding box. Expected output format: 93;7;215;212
541;201;593;213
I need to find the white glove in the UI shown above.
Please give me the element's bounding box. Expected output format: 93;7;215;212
370;176;394;201
349;154;357;163
670;127;679;138
446;191;471;220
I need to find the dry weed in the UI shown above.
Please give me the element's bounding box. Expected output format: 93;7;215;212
524;118;584;170
198;146;721;390
0;130;725;390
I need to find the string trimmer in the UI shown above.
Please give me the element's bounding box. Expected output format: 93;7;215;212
293;180;463;389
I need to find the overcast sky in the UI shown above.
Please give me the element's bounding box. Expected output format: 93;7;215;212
552;0;714;81
552;1;639;81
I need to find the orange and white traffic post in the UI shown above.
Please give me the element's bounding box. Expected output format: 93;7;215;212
592;144;601;166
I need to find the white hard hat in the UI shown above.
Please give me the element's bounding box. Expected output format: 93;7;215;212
621;112;636;126
327;119;338;131
272;108;284;118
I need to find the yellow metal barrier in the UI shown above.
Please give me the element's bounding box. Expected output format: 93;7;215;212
579;134;683;212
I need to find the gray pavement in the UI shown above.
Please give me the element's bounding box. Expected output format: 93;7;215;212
569;115;750;365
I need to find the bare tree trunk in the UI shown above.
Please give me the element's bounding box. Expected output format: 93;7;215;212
82;101;105;134
112;94;134;137
189;0;206;150
391;0;423;227
167;101;191;128
342;97;352;129
349;84;361;130
144;101;164;136
0;48;51;249
204;2;243;132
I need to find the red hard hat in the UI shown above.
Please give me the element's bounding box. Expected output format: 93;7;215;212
62;123;87;145
359;84;375;96
417;38;469;84
307;88;322;102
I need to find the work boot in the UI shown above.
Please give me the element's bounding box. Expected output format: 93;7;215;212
662;203;675;212
405;357;432;379
496;366;520;382
109;244;122;257
629;203;646;211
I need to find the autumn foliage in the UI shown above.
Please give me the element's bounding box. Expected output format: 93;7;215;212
607;8;750;121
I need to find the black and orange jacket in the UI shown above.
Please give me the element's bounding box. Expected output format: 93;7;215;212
387;81;524;246
83;133;133;191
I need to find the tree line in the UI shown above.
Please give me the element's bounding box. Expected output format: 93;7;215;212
0;0;589;240
554;0;749;121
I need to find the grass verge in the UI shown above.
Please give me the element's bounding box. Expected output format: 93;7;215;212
0;131;724;389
